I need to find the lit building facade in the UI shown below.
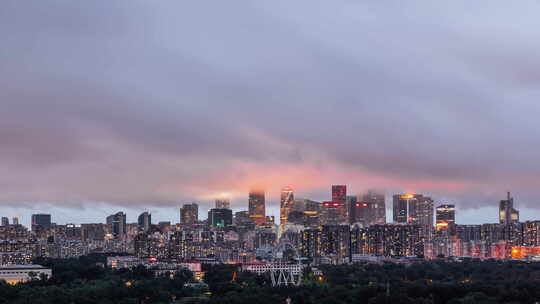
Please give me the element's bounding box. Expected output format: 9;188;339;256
393;194;434;227
499;192;519;225
0;265;52;284
249;189;266;226
436;204;455;231
280;186;294;225
352;224;426;257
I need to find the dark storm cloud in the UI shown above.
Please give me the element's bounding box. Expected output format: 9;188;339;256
1;0;540;210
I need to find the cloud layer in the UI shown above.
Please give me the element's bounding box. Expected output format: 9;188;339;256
2;1;540;215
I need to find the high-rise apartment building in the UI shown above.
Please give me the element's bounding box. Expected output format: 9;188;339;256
499;192;519;225
138;212;152;232
215;198;230;209
249;189;266;226
1;217;8;226
280;186;294;225
180;203;199;225
351;224;427;257
436;204;455;231
106;212;126;237
320;225;351;263
31;214;51;232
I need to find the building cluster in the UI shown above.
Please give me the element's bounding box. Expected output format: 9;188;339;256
1;188;539;270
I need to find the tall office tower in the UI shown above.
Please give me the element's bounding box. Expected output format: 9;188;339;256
137;211;152;232
180;203;199;225
408;194;434;226
360;190;386;224
249;188;266;226
106;212;127;237
215;198;231;209
1;217;8;226
280;186;295;225
12;217;19;225
436;204;455;231
208;208;233;227
393;194;409;223
348;196;363;224
328;185;348;224
393;194;434;226
31;214;51;232
499;192;519;225
350;199;373;227
299;199;321;227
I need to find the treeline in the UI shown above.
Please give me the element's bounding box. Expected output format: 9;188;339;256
202;260;540;304
0;254;195;304
2;257;540;303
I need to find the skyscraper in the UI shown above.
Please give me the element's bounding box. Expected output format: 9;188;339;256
180;203;199;225
1;217;8;226
106;212;126;237
409;195;434;226
350;198;370;226
31;214;51;232
280;186;294;225
249;188;266;226
393;194;410;223
215;198;231;209
12;217;19;225
360;190;386;224
436;204;455;231
208;208;233;227
138;211;152;232
499;192;519;225
301;199;321;227
393;194;434;226
322;185;347;225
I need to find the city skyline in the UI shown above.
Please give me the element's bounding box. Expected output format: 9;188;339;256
2;2;540;221
3;2;540;302
1;189;535;228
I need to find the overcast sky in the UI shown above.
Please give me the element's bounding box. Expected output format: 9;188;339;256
2;1;540;225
